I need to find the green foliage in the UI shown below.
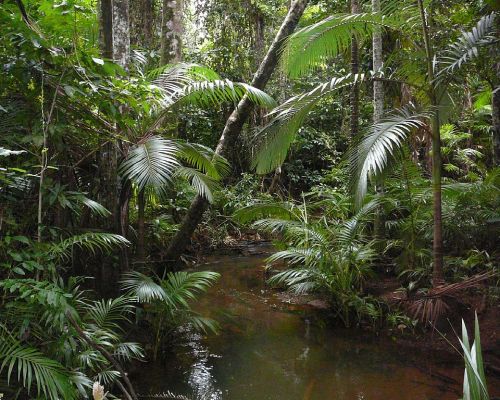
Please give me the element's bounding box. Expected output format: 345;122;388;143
121;270;220;359
459;314;489;400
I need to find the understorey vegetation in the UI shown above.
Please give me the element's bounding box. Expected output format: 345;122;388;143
0;0;498;398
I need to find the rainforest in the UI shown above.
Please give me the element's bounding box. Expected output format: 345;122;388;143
0;0;499;399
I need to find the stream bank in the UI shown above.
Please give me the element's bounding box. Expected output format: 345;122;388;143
132;243;500;399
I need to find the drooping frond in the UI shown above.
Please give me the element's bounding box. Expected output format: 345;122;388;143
233;201;297;224
119;135;179;190
282;12;403;78
253;74;364;174
439;13;497;76
174;166;219;203
152;63;222;103
349;106;428;205
0;324;76;399
76;195;111;218
337;199;381;245
49;233;130;261
175;79;277;108
176;142;230;180
267;267;319;294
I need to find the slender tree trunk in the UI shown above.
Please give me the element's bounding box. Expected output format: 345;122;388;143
160;0;183;65
417;0;444;286
137;188;146;263
350;0;360;138
493;86;500;165
372;0;385;243
99;0;113;59
160;0;310;272
112;0;131;272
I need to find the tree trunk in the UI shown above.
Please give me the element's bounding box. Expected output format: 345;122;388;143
160;0;310;272
99;0;113;59
372;0;385;244
350;0;360;138
160;0;183;65
112;0;131;272
417;0;444;286
493;86;500;165
112;0;131;68
137;188;146;263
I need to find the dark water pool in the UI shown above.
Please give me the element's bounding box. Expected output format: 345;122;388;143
135;248;499;400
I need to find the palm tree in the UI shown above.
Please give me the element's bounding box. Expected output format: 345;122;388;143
118;63;275;265
234;194;379;326
252;6;498;288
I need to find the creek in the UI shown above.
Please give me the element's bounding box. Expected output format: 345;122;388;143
134;244;497;400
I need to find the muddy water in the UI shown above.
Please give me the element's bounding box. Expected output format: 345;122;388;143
135;247;498;400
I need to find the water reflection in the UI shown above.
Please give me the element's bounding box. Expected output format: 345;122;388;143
135;249;499;400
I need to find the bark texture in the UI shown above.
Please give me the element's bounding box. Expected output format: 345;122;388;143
350;0;360;138
99;0;113;59
372;0;383;124
372;0;385;244
112;0;131;68
160;0;310;271
160;0;183;64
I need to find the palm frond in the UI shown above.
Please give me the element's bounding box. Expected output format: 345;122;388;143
233;201;297;224
348;106;428;205
175;79;277;108
49;233;130;261
77;195;111;218
174;166;219;202
282;12;404;78
120;135;179;190
0;324;76;399
439;13;497;75
162;271;220;309
176;142;230;180
253;74;364;174
268;267;318;294
121;271;167;303
84;296;135;332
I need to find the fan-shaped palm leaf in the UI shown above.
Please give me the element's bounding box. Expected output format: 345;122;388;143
121;271;167;303
119;135;179;190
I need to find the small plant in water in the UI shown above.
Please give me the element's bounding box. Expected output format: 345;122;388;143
458;314;489;400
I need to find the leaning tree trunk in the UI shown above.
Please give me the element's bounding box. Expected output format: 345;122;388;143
350;0;360;138
160;0;309;272
417;0;444;286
